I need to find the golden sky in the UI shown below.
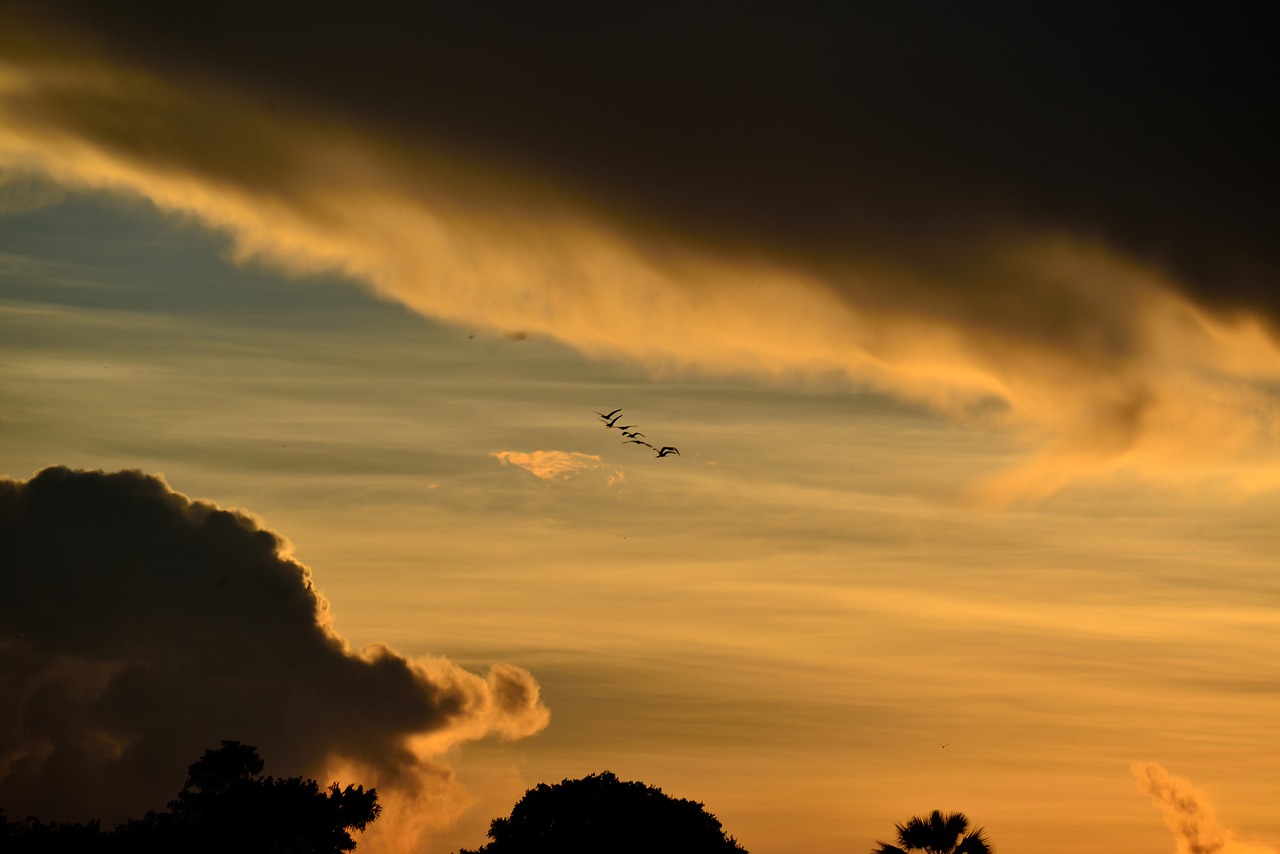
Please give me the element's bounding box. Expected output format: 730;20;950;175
1;4;1278;853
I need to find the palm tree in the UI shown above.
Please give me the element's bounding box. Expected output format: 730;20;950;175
872;810;991;854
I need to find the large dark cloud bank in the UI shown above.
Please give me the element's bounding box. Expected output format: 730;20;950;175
7;1;1278;321
0;466;544;825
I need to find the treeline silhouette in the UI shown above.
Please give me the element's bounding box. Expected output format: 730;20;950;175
3;746;991;854
454;771;992;854
0;741;379;853
456;771;746;854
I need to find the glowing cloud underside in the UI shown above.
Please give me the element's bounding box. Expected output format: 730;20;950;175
1133;762;1277;854
0;467;550;851
1;42;1278;500
492;450;620;482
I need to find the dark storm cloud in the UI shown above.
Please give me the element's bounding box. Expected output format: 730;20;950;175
2;4;1277;497
4;1;1277;321
0;467;548;825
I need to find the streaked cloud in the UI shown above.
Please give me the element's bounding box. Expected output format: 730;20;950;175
0;7;1276;505
0;467;549;850
1133;762;1277;854
0;166;66;213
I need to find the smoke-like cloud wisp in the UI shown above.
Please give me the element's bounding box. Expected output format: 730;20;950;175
1133;762;1277;854
0;467;549;849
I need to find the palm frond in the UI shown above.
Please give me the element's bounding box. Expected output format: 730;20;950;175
872;844;911;854
954;827;992;854
897;817;934;850
894;810;976;854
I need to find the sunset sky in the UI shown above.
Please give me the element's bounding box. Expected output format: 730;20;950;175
2;3;1278;852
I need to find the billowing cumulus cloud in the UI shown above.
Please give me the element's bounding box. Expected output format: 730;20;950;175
0;5;1277;500
0;467;549;845
492;450;623;484
1133;762;1277;854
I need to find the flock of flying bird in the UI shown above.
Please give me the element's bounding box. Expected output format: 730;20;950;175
594;408;681;458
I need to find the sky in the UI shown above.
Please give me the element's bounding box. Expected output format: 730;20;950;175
1;3;1278;852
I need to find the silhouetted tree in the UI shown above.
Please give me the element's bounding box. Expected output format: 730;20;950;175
0;808;104;851
0;741;379;853
872;810;991;854
457;771;747;854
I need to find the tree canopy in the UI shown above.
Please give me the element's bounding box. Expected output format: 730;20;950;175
458;771;747;854
872;810;992;854
0;741;379;853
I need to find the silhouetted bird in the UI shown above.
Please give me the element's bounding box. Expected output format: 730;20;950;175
620;431;645;439
655;447;680;457
611;424;638;432
624;439;654;448
595;408;623;422
604;413;626;428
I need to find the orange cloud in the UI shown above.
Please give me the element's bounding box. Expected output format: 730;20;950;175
492;450;622;484
2;30;1278;501
1133;762;1277;854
